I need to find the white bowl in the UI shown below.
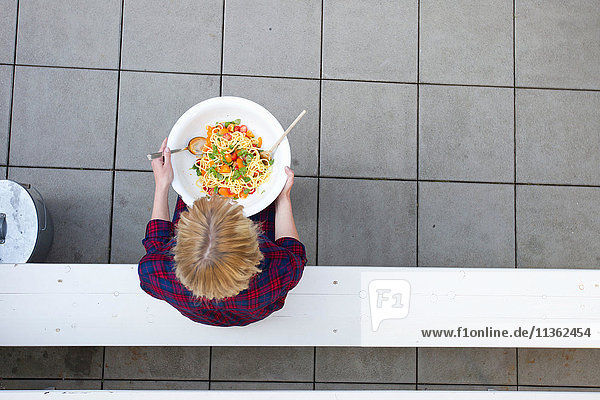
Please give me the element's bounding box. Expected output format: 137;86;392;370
167;96;290;217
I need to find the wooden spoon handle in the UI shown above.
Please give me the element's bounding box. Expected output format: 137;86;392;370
268;110;306;154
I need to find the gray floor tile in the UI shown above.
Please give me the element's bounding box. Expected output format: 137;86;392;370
211;382;312;390
516;185;600;268
419;85;514;182
320;81;417;179
16;0;121;69
115;71;219;171
0;65;12;165
316;383;416;390
420;0;513;85
318;179;416;266
0;347;103;379
0;166;6;179
110;171;178;264
104;347;210;380
518;349;600;387
322;0;417;82
515;1;600;90
418;348;517;385
419;385;515;391
221;76;320;176
10;66;118;169
223;0;321;78
103;380;209;390
291;177;318;265
211;347;313;382
0;0;17;63
516;89;600;185
8;167;112;263
0;379;101;390
519;386;600;392
121;0;222;73
315;347;416;383
418;182;515;268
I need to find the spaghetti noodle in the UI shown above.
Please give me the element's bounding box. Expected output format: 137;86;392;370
190;119;273;200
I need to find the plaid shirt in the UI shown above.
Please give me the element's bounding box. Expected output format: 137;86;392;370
138;196;307;327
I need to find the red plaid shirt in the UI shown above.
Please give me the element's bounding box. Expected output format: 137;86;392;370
138;196;307;327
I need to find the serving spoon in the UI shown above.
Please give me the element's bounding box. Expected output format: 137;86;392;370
146;136;206;160
260;110;306;161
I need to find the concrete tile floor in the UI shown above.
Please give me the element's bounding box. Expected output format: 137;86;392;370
1;0;600;392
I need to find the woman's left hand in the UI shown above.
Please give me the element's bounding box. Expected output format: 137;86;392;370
151;137;174;191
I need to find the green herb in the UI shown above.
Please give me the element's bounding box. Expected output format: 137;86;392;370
239;167;247;175
242;176;251;182
231;170;240;180
223;118;241;128
269;159;274;165
243;188;250;194
212;145;218;153
246;155;252;164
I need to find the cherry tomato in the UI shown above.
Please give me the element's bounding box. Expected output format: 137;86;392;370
236;158;244;168
239;125;247;133
219;165;231;173
257;137;262;147
223;132;232;140
207;187;215;196
249;188;256;194
218;187;229;196
231;152;238;161
224;154;232;163
239;191;248;199
227;124;235;132
234;125;240;132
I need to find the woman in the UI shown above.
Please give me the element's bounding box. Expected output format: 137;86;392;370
138;138;307;326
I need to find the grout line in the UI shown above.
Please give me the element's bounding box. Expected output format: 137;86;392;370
516;348;519;387
1;376;597;390
100;346;106;389
208;346;213;389
5;62;600;92
311;1;322;376
415;0;420;268
7;165;600;188
312;347;317;390
512;0;518;271
5;0;20;174
415;0;420;378
107;0;125;264
219;0;226;96
315;0;324;266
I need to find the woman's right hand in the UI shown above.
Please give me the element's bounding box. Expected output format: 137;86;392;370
277;166;294;201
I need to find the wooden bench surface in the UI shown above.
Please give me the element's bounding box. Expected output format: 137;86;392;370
1;264;599;347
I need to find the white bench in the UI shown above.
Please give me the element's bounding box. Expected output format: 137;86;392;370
1;390;599;399
1;264;599;347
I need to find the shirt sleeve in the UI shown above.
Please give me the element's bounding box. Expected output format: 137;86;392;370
142;219;175;254
274;237;307;291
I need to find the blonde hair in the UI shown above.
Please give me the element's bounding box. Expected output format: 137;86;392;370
173;196;263;301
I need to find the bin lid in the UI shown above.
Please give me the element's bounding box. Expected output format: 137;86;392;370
0;180;38;263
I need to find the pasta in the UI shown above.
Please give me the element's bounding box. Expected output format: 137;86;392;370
190;119;273;200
